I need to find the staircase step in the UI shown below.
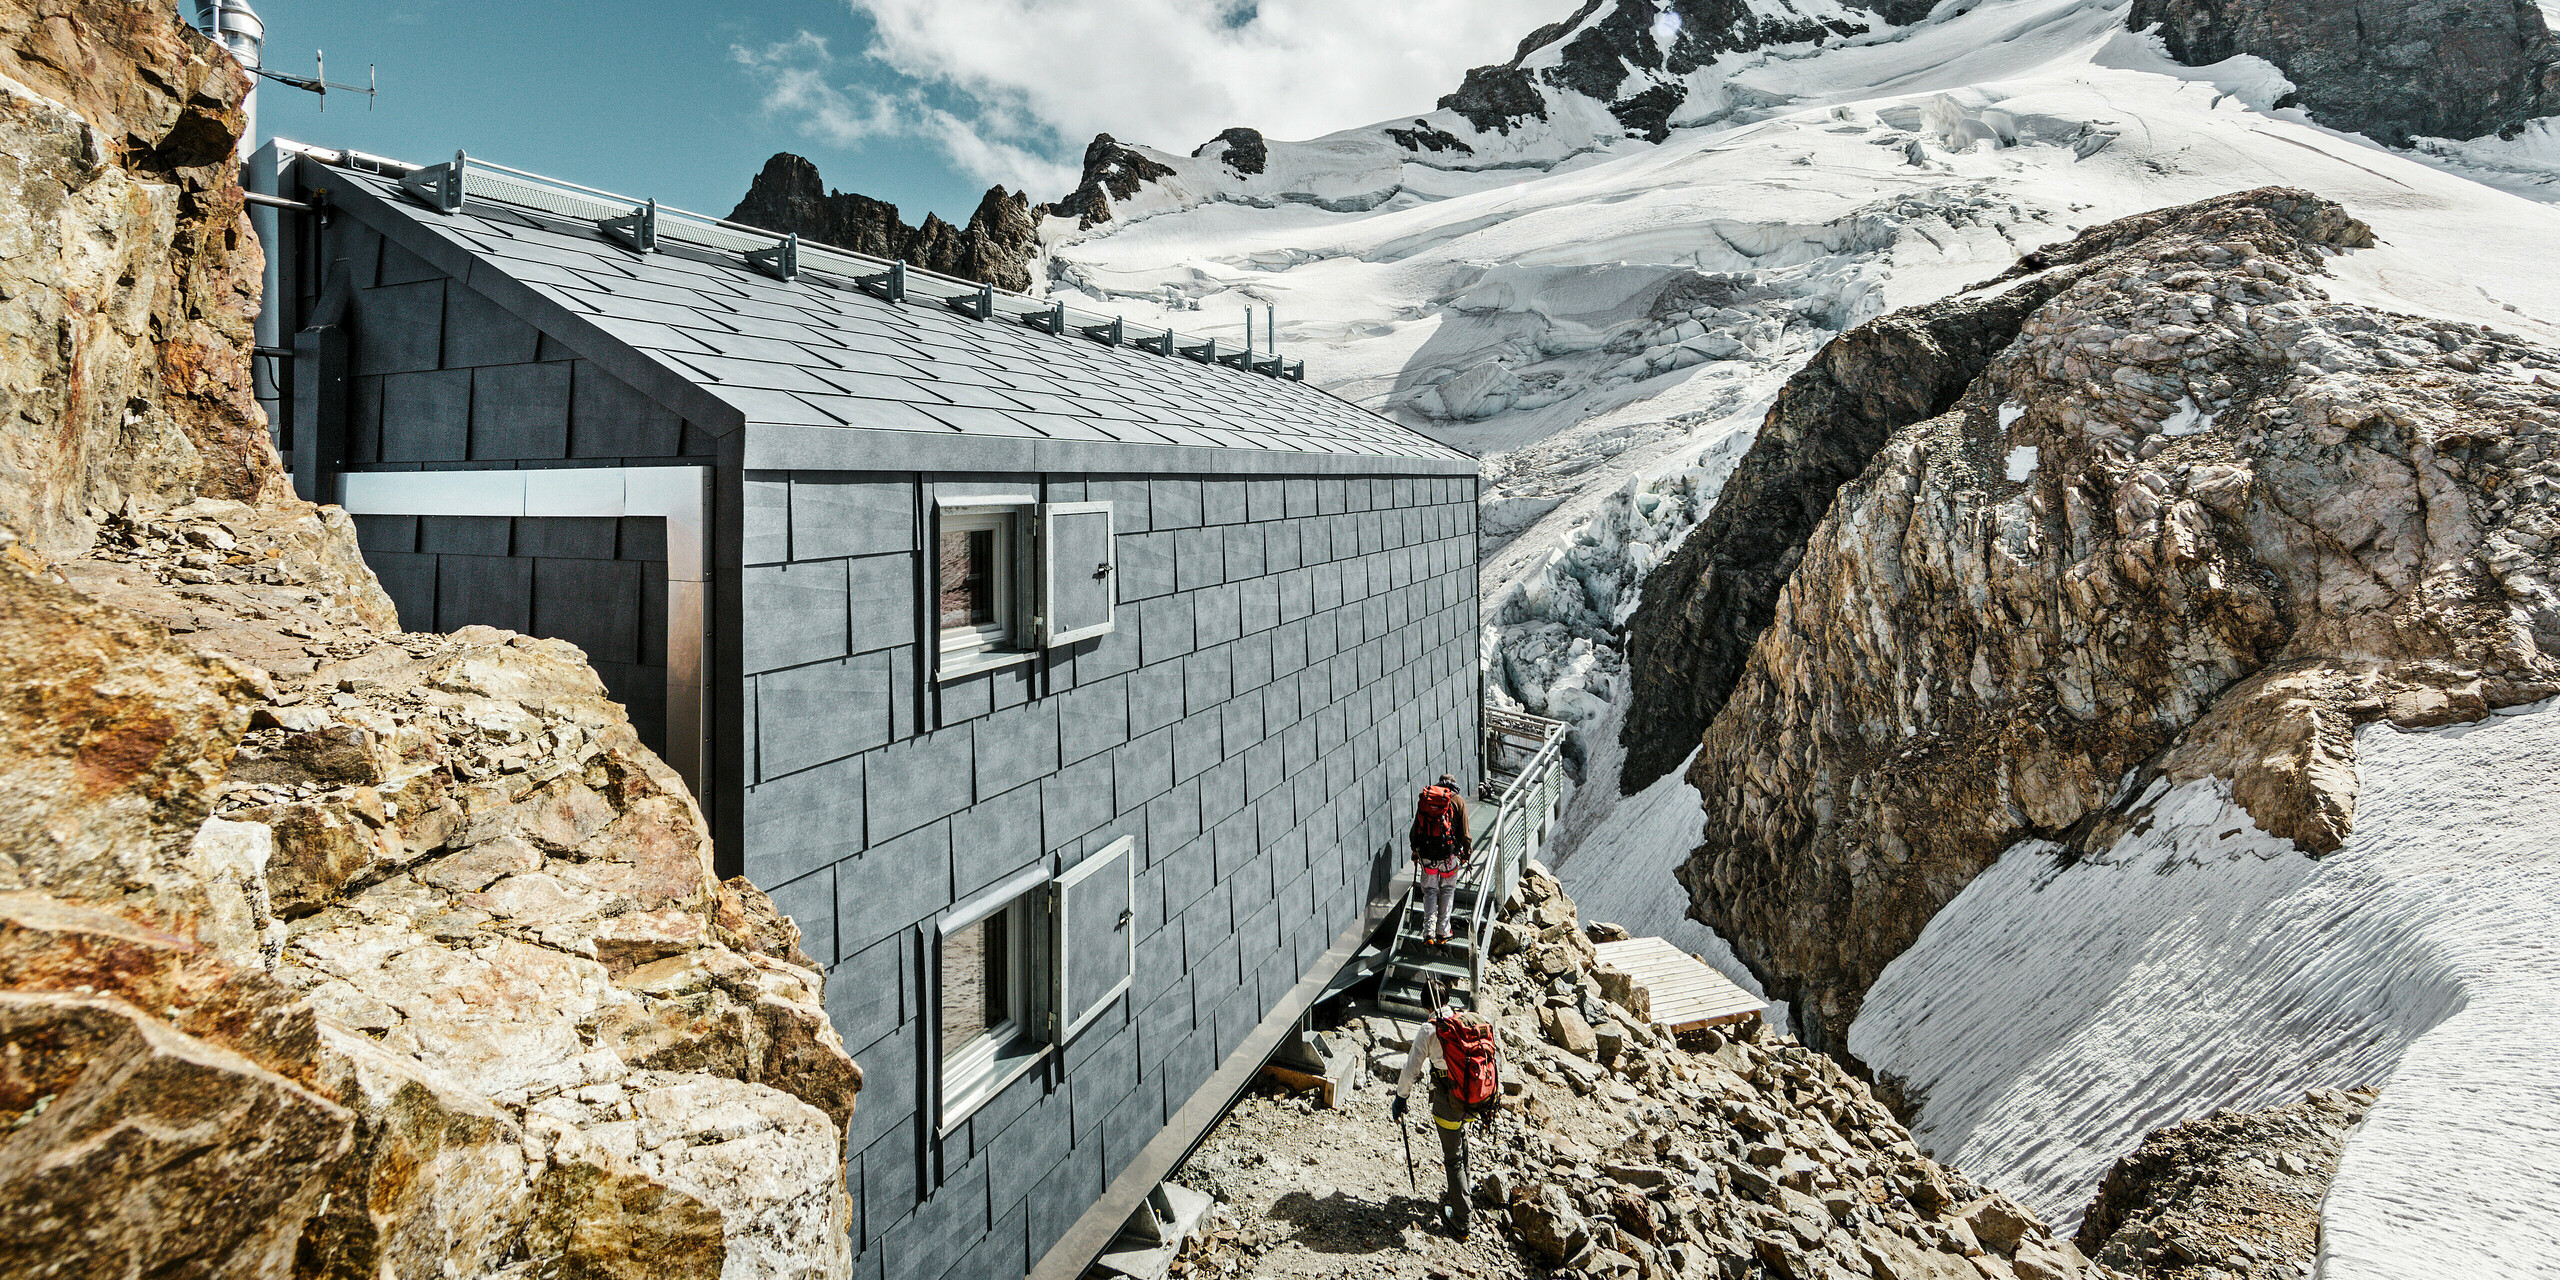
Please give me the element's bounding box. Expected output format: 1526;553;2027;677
1390;958;1470;981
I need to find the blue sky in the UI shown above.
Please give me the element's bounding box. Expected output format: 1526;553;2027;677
249;0;1563;225
252;0;1006;221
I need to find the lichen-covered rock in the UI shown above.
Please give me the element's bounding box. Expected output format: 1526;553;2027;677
1659;188;2560;1052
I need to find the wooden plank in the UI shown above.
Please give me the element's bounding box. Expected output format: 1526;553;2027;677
1261;1063;1336;1109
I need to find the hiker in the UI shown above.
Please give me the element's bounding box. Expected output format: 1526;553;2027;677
1392;985;1500;1239
1409;773;1472;946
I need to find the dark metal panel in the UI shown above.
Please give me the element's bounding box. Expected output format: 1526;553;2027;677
741;754;865;886
570;360;685;459
757;651;894;780
740;559;848;675
418;515;511;556
511;515;617;560
765;868;838;967
433;554;532;633
532;556;646;666
441;279;543;368
354;279;445;375
380;368;474;462
469;361;573;460
791;473;917;559
950;780;1040;901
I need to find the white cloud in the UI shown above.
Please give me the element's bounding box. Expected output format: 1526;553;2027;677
742;0;1567;199
732;32;1081;198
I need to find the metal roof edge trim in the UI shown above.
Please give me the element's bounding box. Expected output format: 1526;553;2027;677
316;169;750;438
738;423;1482;478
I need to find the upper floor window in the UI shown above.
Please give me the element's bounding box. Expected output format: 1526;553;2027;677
938;507;1019;668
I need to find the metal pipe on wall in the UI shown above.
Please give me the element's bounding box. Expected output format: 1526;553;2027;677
193;0;264;157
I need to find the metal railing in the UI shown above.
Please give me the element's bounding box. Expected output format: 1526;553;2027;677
289;142;1304;379
1462;709;1569;991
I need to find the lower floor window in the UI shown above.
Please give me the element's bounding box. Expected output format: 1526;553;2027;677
938;883;1047;1128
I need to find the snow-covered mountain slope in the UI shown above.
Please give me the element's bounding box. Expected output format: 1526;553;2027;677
1847;698;2560;1275
1045;0;2560;853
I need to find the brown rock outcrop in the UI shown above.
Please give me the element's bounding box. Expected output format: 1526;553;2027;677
0;4;863;1275
2077;1088;2376;1279
0;0;273;560
1657;188;2560;1053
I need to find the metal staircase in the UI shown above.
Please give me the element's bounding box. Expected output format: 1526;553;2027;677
1374;708;1569;1018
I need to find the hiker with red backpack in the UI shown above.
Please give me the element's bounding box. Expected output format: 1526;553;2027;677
1409;774;1473;946
1392;981;1500;1239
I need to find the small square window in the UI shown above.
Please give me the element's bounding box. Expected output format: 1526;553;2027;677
936;504;1029;676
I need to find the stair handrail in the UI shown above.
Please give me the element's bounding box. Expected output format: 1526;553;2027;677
1463;712;1569;992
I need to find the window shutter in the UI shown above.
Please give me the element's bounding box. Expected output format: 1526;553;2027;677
1051;836;1134;1045
1037;501;1115;646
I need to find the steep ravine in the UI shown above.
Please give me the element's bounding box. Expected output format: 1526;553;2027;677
0;4;862;1277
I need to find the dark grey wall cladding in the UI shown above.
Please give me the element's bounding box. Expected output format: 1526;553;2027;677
317;219;701;467
354;512;670;751
736;467;1480;1280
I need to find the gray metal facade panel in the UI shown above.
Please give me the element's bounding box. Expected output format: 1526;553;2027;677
733;461;1475;1270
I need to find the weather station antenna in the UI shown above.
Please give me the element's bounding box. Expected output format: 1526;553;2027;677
191;0;376;157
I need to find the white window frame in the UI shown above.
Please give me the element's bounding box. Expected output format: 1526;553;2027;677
935;863;1052;1134
933;495;1038;680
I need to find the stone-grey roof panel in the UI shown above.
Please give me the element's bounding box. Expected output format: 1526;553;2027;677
330;164;1468;461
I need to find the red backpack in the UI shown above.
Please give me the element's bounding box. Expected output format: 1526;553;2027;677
1434;1011;1499;1107
1412;785;1464;861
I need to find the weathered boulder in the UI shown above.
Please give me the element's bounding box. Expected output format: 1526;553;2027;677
0;991;352;1279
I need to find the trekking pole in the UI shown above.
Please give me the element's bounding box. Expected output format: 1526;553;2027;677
1400;1113;1418;1191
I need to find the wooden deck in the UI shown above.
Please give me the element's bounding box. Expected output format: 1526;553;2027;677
1592;936;1766;1032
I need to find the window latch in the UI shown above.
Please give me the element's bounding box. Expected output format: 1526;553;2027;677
1116;908;1132;930
1093;562;1113;580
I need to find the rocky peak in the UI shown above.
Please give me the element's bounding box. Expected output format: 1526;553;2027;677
2128;0;2560;147
1441;0;1893;141
726;152;1040;292
1052;131;1179;229
1193;125;1268;175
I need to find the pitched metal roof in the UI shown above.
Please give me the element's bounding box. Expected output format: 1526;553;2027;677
307;149;1470;464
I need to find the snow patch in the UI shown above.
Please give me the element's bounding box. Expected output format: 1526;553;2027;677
2159;395;2216;437
1997;401;2026;431
2004;445;2039;482
1548;746;1788;1032
1849;698;2560;1275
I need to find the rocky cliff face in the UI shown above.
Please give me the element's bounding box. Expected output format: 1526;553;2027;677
0;0;276;561
2129;0;2560;148
0;5;862;1277
1637;188;2560;1053
727;152;1040;292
